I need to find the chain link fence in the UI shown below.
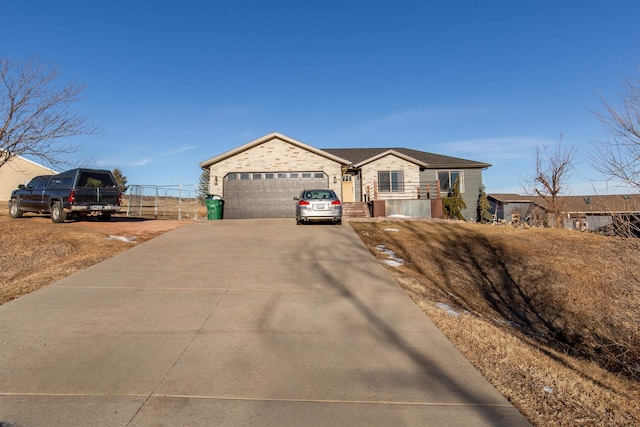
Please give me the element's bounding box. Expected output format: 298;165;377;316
124;185;203;220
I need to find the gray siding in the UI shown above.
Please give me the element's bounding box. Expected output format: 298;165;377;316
419;168;485;221
462;169;484;220
492;202;533;222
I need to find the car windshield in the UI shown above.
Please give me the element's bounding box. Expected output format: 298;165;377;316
303;190;335;199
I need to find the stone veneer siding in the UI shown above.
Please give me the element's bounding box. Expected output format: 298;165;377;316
207;137;343;197
360;155;421;200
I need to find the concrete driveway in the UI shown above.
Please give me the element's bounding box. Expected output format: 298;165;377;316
0;219;531;426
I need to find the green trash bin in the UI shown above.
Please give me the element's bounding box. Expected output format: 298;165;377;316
205;195;224;220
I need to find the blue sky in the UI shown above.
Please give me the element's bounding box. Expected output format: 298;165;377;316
1;0;638;194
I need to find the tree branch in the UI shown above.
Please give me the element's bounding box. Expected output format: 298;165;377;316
0;56;98;169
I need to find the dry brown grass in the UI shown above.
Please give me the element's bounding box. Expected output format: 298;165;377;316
122;194;205;220
0;211;184;304
350;219;640;426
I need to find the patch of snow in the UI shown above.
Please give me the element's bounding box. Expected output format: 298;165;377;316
388;214;414;218
543;386;553;394
375;245;405;267
384;228;399;232
492;318;521;328
105;235;138;244
436;302;461;317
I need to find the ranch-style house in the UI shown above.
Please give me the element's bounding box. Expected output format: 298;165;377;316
199;132;491;220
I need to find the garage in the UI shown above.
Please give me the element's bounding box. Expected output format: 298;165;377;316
199;133;349;218
223;171;328;218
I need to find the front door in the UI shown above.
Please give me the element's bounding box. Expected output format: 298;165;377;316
342;175;355;202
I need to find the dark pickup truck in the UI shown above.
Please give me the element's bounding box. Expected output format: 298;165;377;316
8;168;121;223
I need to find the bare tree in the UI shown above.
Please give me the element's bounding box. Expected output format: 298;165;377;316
529;136;576;228
590;73;640;193
0;57;97;170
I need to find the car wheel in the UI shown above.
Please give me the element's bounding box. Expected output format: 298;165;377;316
51;202;66;223
9;198;23;218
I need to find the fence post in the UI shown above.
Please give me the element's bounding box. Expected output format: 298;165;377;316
154;186;159;220
136;185;143;217
123;184;197;220
178;185;182;221
126;187;132;216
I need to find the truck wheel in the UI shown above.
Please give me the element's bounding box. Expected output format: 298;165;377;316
9;199;23;218
51;202;67;223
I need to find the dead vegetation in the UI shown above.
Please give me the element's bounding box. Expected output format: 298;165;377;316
350;219;640;426
0;212;184;304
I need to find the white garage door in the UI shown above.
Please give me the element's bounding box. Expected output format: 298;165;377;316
223;172;328;219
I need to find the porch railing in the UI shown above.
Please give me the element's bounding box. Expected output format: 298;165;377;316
364;181;443;201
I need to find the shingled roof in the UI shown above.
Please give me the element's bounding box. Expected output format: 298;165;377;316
322;148;491;168
538;194;640;214
487;194;532;203
489;193;640;214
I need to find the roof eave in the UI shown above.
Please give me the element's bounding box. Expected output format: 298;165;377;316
0;151;59;174
426;162;492;169
353;149;428;168
199;132;350;168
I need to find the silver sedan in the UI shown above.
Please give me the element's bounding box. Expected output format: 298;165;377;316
294;189;342;225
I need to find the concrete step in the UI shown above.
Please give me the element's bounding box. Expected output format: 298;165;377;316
342;202;370;218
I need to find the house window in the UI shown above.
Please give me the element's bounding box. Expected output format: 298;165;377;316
265;173;274;179
240;173;250;180
437;171;464;193
252;173;262;180
277;173;287;179
314;172;324;179
302;173;312;179
378;170;404;192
